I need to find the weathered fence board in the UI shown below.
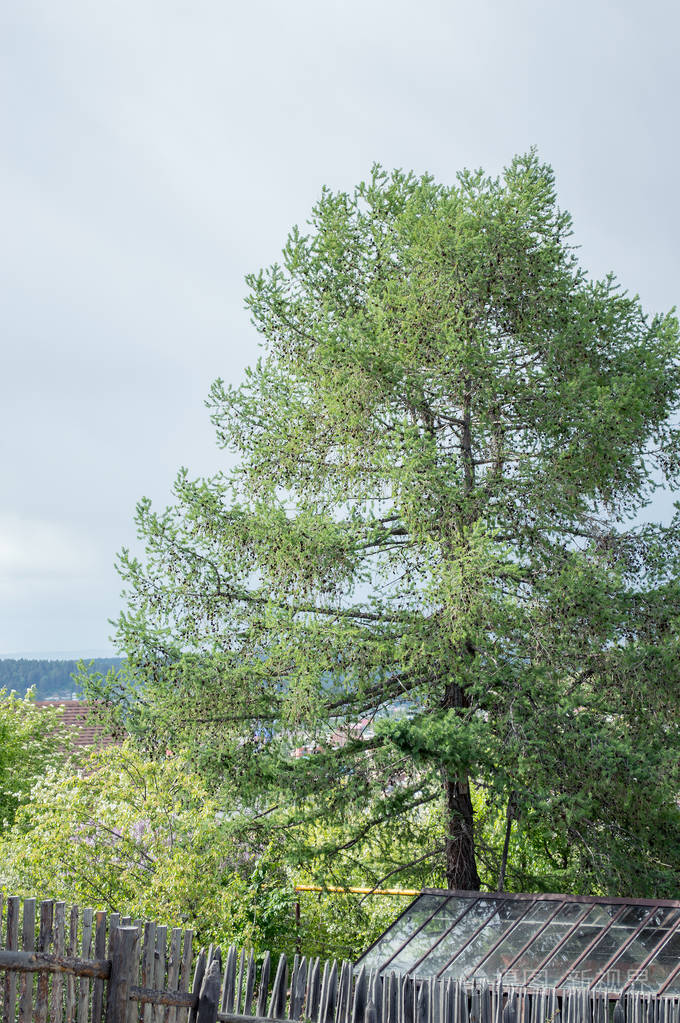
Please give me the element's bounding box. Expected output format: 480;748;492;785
93;911;108;1023
221;946;237;1016
155;927;168;1023
142;921;157;1023
243;952;256;1017
37;900;55;1023
105;926;137;1023
189;948;208;1023
52;903;66;1023
256;954;271;1021
198;951;222;1023
3;895;19;1023
179;930;195;1015
66;906;78;1023
20;898;37;1023
77;908;93;1023
235;949;246;1017
0;951;108;978
166;928;184;1023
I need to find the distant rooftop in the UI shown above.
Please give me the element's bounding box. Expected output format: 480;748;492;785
355;889;680;995
36;700;120;749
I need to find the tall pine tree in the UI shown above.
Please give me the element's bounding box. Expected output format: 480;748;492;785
106;153;680;894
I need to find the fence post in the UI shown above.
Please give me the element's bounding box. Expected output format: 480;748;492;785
197;955;222;1023
106;927;138;1023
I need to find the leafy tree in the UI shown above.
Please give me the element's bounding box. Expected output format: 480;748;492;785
0;742;298;952
0;689;69;830
0;737;437;959
100;152;680;896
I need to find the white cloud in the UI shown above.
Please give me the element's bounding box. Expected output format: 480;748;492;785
0;515;97;584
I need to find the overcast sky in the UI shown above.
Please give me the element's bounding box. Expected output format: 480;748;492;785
2;0;679;656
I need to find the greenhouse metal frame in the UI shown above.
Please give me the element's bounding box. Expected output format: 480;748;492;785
355;889;680;996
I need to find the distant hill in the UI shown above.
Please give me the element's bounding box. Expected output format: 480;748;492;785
0;658;124;699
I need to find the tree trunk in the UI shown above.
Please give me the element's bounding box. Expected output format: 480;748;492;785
436;377;481;892
442;676;480;891
443;772;481;890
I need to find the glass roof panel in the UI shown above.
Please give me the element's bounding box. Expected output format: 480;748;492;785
559;906;652;989
532;905;620;987
660;967;680;994
355;895;451;972
355;893;680;989
385;898;471;972
594;908;679;991
411;899;500;977
502;902;588;985
438;900;531;979
470;901;559;981
628;925;680;993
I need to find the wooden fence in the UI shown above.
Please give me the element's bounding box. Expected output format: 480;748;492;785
0;896;678;1023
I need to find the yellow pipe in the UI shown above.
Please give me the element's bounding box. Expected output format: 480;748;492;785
294;884;419;896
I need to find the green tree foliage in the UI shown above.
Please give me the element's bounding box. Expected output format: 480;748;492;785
0;743;299;952
0;689;69;829
100;152;680;897
0;736;432;959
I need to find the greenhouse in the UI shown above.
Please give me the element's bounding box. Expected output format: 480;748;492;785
355;889;680;995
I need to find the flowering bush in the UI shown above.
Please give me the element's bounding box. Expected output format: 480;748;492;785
0;743;295;952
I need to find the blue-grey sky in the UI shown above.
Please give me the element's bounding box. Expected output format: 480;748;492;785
2;0;679;655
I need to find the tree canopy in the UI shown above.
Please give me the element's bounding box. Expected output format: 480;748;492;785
101;152;680;896
0;742;286;950
0;689;70;830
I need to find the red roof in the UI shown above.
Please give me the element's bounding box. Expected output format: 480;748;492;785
35;700;120;749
